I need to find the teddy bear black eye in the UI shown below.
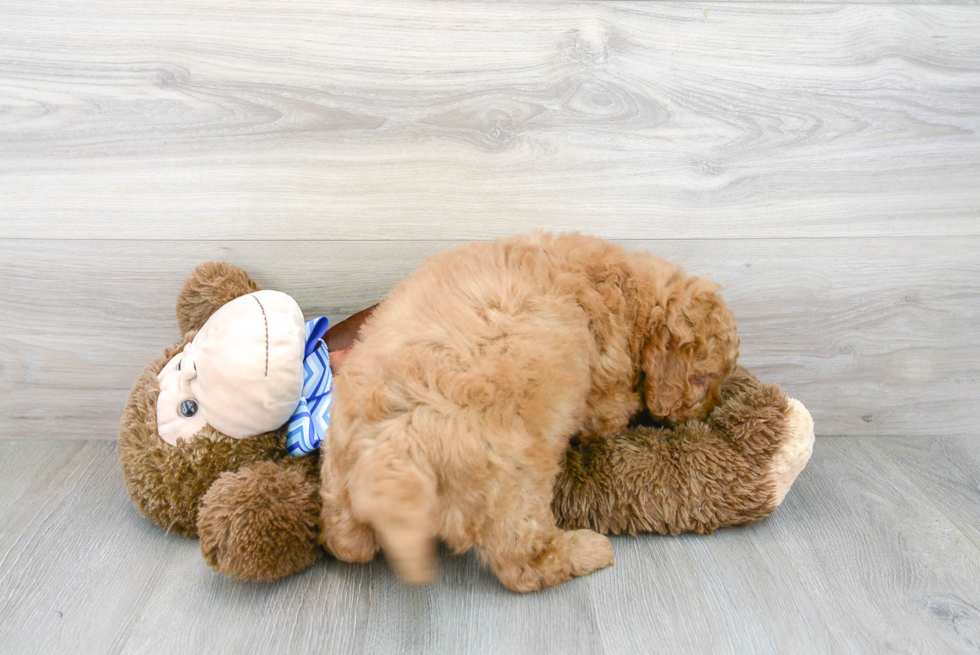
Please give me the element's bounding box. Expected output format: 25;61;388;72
179;399;199;418
177;360;181;371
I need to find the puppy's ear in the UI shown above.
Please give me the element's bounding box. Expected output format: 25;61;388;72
641;277;737;422
640;316;691;421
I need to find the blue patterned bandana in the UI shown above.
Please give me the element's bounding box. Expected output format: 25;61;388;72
286;317;333;456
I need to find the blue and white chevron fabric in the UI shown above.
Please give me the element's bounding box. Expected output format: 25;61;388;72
286;317;333;456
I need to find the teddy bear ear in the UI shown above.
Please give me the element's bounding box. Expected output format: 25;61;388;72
176;261;261;334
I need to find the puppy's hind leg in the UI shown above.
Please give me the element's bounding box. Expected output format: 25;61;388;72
320;483;380;564
347;439;440;585
478;465;614;593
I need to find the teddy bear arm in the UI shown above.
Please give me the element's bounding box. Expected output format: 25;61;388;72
198;459;323;582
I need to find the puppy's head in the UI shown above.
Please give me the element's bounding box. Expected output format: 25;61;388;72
641;277;739;424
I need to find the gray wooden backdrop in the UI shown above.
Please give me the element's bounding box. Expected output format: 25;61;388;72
1;0;978;440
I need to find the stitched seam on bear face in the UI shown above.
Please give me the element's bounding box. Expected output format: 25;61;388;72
252;295;269;377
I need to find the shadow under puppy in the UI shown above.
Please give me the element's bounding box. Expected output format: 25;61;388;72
320;232;740;592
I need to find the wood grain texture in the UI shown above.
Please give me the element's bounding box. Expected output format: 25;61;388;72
1;1;979;240
1;437;979;654
757;437;980;652
0;441;185;655
1;237;976;440
864;437;980;551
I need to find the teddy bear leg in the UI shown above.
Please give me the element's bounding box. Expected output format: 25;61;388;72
554;388;815;536
769;398;815;506
198;460;323;582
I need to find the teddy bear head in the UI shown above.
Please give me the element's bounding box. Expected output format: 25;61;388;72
117;263;316;536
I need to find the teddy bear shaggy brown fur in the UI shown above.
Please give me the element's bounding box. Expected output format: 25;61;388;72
118;260;813;584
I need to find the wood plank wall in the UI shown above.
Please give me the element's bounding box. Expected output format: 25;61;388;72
1;1;978;439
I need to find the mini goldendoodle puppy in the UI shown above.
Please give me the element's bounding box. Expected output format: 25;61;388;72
320;233;739;592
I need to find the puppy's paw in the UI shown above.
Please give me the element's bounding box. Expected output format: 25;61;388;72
320;515;380;563
566;529;614;577
769;398;815;506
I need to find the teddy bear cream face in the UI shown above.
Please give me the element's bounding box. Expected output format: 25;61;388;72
157;351;209;444
156;290;307;446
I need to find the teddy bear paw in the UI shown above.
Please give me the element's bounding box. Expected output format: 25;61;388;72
199;461;323;581
769;398;815;507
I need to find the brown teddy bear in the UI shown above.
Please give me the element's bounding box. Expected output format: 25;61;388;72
118;261;814;583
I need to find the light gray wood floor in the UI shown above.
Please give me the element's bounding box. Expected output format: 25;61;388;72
1;437;979;654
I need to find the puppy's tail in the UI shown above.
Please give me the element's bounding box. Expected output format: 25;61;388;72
348;439;438;584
